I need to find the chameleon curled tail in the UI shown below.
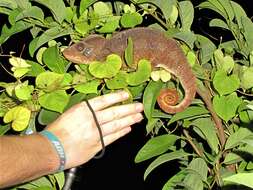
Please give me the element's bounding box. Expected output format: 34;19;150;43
62;27;197;114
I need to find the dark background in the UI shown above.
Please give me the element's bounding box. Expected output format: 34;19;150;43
0;1;252;190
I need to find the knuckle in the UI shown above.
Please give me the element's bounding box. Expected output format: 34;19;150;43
111;120;120;131
111;108;119;119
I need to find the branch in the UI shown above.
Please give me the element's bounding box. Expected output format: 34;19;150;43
183;129;203;157
196;80;226;147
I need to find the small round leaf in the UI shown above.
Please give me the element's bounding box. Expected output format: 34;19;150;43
3;106;31;131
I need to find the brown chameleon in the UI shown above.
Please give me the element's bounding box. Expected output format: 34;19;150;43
63;27;197;114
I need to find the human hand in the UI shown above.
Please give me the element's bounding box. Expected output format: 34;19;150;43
45;91;144;169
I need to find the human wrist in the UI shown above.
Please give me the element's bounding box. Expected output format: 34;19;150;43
0;134;60;188
39;130;66;172
33;133;60;174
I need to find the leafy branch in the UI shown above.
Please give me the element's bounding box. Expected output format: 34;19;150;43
1;0;253;189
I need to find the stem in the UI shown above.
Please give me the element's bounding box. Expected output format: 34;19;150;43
214;162;223;187
0;63;15;78
196;80;226;147
183;129;203;157
131;1;168;29
237;89;253;97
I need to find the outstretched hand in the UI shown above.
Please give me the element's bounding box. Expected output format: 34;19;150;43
45;91;144;169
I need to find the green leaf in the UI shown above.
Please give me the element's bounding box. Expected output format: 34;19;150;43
168;106;209;125
213;93;241;122
3;106;31;131
241;67;253;89
198;0;226;20
9;56;31;68
143;80;164;120
93;2;112;19
231;1;247;29
241;16;253;51
178;1;194;31
74;80;100;94
223;152;242;165
54;172;65;189
12;67;30;78
89;54;122;78
213;70;240;95
196;34;216;64
17;177;53;189
121;12;143;28
214;49;235;73
146;118;159;134
30;186;52;190
0;7;12;15
126;59;151;86
26;60;46;77
173;31;196;49
0;21;32;45
217;0;234;21
0;124;11;136
124;37;134;67
128;84;145;99
96;16;120;33
80;0;98;14
16;6;44;22
168;4;178;25
186;51;196;67
223;173;253;188
0;0;17;9
183;171;203;190
36;47;47;64
162;170;188;190
132;0;176;21
187;158;208;181
42;46;68;74
191;118;220;154
15;0;31;9
75;21;89;36
209;18;229;30
34;0;66;23
224;145;253;166
144;151;190;180
14;82;34;100
105;71;128;89
38;108;60;125
29;26;73;56
225;127;253;150
8;8;21;25
36;71;64;92
135;134;179;163
38;90;69;113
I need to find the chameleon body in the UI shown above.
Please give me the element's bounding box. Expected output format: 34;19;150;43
63;27;197;113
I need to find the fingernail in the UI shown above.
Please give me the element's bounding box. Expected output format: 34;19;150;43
135;103;144;112
136;113;144;122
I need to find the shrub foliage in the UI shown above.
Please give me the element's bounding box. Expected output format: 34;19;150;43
1;0;253;189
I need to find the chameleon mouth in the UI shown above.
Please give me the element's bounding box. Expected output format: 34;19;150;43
62;49;87;64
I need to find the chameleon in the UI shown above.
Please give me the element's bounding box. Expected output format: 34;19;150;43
63;27;197;114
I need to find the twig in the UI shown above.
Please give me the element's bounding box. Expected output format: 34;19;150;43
236;89;253;97
196;81;226;147
0;63;15;78
183;128;203;157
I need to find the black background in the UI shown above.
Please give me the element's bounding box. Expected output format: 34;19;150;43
0;1;252;190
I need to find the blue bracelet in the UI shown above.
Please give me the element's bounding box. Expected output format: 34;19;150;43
40;130;66;171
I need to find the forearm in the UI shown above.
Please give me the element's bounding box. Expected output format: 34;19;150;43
0;134;59;188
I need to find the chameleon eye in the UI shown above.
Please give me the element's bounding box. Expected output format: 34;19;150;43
83;47;93;57
75;43;85;52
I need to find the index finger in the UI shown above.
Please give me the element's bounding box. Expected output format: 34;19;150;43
85;91;130;111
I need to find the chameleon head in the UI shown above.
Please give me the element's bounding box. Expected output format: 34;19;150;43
63;34;106;64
